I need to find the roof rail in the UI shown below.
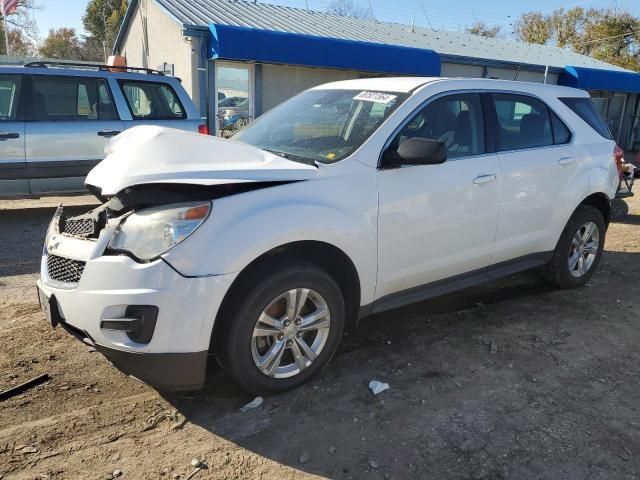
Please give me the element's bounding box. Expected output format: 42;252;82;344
23;61;165;76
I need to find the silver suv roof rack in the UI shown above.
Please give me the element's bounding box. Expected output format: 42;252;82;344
23;61;165;76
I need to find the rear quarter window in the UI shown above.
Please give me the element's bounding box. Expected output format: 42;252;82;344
119;80;186;120
559;97;613;140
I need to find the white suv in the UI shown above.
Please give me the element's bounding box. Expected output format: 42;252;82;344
37;77;620;394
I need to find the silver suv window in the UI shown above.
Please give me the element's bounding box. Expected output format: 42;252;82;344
119;80;186;120
29;76;118;122
0;75;22;121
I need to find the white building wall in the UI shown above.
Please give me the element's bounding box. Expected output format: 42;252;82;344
117;0;203;115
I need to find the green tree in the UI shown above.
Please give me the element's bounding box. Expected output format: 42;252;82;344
38;28;82;60
573;8;640;71
549;8;586;48
511;7;639;71
83;0;128;61
466;21;500;38
0;24;35;55
514;12;553;44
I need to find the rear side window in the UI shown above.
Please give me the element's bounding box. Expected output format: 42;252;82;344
29;76;118;121
119;81;186;120
560;97;613;140
550;111;572;144
491;94;553;151
0;75;22;121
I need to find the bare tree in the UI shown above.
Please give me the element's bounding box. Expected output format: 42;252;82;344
465;21;500;38
3;0;40;45
326;0;372;20
513;12;553;44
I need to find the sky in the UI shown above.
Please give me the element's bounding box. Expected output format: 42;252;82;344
32;0;639;42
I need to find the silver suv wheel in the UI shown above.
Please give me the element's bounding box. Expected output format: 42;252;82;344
251;288;331;379
568;221;600;278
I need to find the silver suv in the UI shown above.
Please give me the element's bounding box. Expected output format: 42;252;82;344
0;62;203;198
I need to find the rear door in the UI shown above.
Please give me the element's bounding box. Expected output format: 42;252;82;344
116;79;199;132
0;74;27;196
488;93;577;263
25;74;125;195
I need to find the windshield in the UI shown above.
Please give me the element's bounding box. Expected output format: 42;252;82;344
234;89;408;163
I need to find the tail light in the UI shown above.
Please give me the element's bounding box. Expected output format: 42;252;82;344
614;145;624;179
198;124;209;135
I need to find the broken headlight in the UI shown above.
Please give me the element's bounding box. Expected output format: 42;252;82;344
108;202;211;261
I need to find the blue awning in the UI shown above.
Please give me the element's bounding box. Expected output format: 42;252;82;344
208;24;441;77
559;66;640;94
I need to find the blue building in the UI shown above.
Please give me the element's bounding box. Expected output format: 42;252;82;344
115;0;640;151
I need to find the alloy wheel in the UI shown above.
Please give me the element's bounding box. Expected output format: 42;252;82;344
568;221;600;278
251;288;331;379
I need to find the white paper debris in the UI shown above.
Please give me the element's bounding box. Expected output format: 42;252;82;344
368;380;390;396
240;396;264;412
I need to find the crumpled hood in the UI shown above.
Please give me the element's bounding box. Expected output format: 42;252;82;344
86;126;317;195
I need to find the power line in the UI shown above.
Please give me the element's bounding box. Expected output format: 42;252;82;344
571;28;640;47
416;0;434;30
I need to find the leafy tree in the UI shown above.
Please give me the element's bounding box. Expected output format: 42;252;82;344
511;7;639;71
549;8;586;48
514;12;553;44
573;8;640;71
0;24;35;55
83;0;128;61
38;28;82;60
326;0;372;20
466;21;500;38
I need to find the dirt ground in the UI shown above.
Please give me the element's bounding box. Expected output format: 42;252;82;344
1;193;639;480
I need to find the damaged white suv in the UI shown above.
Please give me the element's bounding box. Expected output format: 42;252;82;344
37;77;620;394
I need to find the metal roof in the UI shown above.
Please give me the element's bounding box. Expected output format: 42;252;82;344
120;0;627;72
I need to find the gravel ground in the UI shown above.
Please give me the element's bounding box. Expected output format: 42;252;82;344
1;194;639;480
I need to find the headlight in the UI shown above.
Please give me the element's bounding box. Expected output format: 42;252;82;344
109;202;211;261
44;206;63;254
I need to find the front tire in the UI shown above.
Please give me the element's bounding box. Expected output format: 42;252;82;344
544;205;606;289
215;262;345;395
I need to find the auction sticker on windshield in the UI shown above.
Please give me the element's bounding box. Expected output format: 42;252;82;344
353;91;398;104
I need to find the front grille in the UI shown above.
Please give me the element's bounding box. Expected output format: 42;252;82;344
62;218;96;237
46;255;86;285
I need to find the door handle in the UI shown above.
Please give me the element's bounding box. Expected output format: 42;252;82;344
0;131;20;140
473;174;497;185
558;156;576;166
97;130;121;138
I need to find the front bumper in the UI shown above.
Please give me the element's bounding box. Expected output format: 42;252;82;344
38;210;237;391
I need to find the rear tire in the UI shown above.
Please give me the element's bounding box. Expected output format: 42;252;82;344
544;205;605;289
215;261;345;395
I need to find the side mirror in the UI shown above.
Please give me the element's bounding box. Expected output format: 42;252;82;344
383;138;447;167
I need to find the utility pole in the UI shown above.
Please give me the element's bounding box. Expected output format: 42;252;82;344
2;11;10;56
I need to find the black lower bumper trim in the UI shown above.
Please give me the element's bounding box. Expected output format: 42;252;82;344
94;345;208;391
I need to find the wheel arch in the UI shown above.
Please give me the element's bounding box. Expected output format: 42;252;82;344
210;240;362;353
578;192;611;228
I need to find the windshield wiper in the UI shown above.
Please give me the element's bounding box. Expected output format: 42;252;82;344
262;148;289;159
260;148;317;167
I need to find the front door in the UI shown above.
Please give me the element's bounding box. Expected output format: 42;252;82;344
377;93;500;300
0;74;27;196
25;75;125;195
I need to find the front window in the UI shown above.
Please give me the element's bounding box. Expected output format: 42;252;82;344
234;89;408;164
